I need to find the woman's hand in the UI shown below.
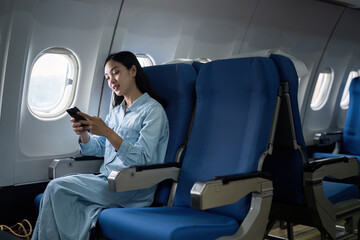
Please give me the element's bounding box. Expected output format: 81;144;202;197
77;112;123;150
71;116;90;143
77;112;112;137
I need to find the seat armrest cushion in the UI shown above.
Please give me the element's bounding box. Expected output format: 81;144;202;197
214;171;272;184
108;164;181;192
305;156;353;172
304;156;359;182
191;171;273;210
49;157;103;179
134;162;181;171
314;131;342;146
72;155;104;161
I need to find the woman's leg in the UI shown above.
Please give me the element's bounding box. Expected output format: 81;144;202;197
32;174;137;240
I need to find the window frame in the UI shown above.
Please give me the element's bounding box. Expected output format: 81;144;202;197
340;70;360;110
27;47;79;118
310;68;334;111
136;53;155;67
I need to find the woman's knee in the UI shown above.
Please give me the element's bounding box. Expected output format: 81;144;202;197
46;175;76;193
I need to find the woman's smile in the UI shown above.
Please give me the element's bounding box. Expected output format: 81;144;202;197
112;85;120;92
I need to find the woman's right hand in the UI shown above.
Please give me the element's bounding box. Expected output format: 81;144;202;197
71;118;90;143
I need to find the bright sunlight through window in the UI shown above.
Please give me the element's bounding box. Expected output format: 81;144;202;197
340;70;360;110
310;68;333;111
136;53;155;67
28;48;79;118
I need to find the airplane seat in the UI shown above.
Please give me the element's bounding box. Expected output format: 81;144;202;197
162;58;209;74
263;54;360;239
191;61;205;74
192;58;211;74
162;58;194;65
97;57;280;240
263;54;306;205
34;63;198;211
313;76;360;162
341;77;360;155
34;193;42;213
143;63;197;206
322;181;359;204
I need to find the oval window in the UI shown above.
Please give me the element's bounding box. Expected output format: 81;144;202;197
310;68;334;111
27;48;79;118
340;70;360;110
136;53;155;67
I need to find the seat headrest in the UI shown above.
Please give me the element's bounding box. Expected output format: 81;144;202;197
231;49;308;78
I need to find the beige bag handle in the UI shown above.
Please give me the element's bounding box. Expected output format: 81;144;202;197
0;219;32;240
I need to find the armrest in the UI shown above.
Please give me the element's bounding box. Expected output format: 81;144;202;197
313;131;342;146
190;172;273;210
48;156;104;179
305;156;352;172
72;156;104;161
304;156;359;183
108;162;181;192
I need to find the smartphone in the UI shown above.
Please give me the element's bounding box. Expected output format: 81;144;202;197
66;107;87;122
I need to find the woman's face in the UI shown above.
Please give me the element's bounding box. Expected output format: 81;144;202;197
104;59;136;96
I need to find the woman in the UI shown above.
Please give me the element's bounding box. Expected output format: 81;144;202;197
32;51;169;240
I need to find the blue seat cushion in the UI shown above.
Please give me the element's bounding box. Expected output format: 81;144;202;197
192;61;205;73
323;181;359;204
343;77;360;155
98;207;239;240
34;193;43;212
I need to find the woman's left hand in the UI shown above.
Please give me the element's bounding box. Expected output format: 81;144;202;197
77;112;111;137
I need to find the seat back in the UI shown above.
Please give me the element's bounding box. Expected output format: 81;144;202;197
262;54;308;204
173;57;280;221
143;63;197;206
342;77;360;155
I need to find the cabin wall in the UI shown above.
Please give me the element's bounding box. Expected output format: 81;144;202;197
0;0;14;187
0;0;121;186
108;0;352;145
303;8;360;142
110;0;260;63
0;0;359;187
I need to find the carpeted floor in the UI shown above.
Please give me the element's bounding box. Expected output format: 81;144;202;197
267;222;358;240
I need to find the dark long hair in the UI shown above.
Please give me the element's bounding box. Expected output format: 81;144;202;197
105;51;164;107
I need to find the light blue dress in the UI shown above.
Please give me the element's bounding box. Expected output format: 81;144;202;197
32;93;169;240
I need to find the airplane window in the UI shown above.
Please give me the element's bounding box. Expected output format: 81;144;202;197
310;68;333;111
136;53;155;67
27;48;78;118
340;70;360;110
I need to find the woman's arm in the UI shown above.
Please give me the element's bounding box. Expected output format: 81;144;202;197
71;118;90;143
73;112;109;157
116;106;169;166
77;112;123;150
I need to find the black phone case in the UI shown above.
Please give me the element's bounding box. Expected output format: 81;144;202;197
66;107;87;121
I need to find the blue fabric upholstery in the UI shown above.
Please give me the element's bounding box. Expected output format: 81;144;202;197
143;64;197;205
192;61;205;74
311;77;360;208
173;58;279;221
98;57;280;240
263;54;306;204
34;64;197;211
144;64;197;169
342;77;360;155
99;207;239;240
34;193;43;213
263;54;360;211
314;77;360;161
313;152;360;162
323;181;359;204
